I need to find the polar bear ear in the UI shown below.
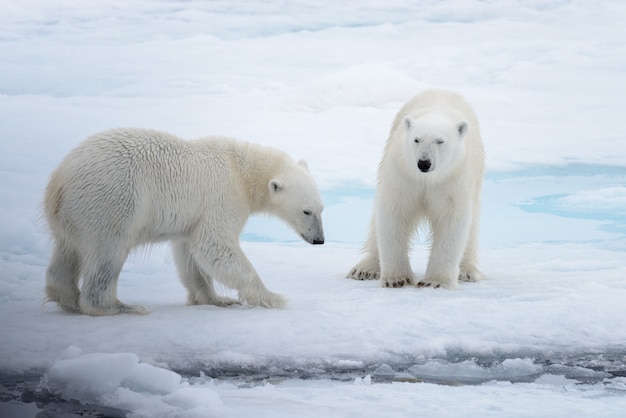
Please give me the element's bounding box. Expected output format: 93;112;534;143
457;121;469;138
297;159;310;172
403;115;413;131
269;179;283;193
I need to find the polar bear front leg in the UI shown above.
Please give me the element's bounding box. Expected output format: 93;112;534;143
172;241;239;307
419;213;471;289
376;207;415;288
347;219;381;280
45;241;81;313
189;238;287;308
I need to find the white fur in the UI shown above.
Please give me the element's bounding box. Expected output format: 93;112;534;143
44;128;324;316
348;89;485;289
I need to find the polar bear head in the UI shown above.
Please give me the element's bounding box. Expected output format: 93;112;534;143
403;112;468;177
267;160;325;245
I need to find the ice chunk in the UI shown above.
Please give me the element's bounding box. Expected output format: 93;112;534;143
121;362;181;395
354;374;372;385
47;352;140;402
47;350;182;404
163;386;224;410
408;360;490;384
372;363;395;381
407;358;543;384
335;359;364;369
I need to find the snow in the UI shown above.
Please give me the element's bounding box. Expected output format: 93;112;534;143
1;0;626;416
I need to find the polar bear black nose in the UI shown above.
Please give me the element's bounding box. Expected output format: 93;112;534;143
418;159;431;172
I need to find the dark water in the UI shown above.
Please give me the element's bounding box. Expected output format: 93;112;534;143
3;351;625;417
0;371;127;418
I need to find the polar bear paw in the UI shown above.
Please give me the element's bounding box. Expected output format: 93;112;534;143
117;303;150;315
417;274;460;289
209;296;240;307
347;257;380;280
348;268;380;281
188;292;240;308
44;290;81;313
239;286;287;309
459;269;484;282
258;292;288;309
416;279;443;289
381;276;413;288
79;300;149;316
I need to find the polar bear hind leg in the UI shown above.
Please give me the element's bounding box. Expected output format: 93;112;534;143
78;244;148;316
45;240;81;313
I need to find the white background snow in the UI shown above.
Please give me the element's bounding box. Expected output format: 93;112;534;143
2;0;626;416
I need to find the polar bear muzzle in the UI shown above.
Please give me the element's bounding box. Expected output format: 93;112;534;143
300;212;325;245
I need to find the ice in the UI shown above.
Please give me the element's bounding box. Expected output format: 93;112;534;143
47;351;143;402
45;348;182;402
407;359;542;385
354;374;372;386
372;364;396;380
161;386;225;414
2;0;626;416
121;363;182;395
523;186;626;221
605;377;626;392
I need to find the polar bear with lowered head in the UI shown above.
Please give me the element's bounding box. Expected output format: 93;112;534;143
348;89;484;289
44;128;325;316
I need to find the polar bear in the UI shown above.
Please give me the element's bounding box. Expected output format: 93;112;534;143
44;128;325;316
348;89;484;289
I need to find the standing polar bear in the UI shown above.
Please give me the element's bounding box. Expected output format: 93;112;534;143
348;89;484;289
44;128;325;316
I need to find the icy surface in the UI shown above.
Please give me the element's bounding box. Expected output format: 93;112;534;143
2;0;626;416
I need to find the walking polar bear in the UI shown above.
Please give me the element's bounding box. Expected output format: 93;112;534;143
348;89;485;289
44;128;325;316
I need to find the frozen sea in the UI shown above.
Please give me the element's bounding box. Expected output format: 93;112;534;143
1;1;626;417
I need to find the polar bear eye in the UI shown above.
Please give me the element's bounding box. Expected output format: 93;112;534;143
414;138;420;143
436;139;445;145
303;210;312;216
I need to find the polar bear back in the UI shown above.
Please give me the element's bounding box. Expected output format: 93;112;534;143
45;128;283;246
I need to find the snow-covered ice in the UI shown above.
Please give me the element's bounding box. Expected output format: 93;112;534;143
1;0;626;416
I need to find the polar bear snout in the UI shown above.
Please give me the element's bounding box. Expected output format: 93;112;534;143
301;215;325;245
308;236;325;245
418;159;432;172
301;233;325;245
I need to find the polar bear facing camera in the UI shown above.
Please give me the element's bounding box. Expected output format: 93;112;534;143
348;89;484;289
44;128;325;316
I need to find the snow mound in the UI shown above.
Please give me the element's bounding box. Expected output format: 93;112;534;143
282;62;427;111
44;347;232;417
46;347;182;404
